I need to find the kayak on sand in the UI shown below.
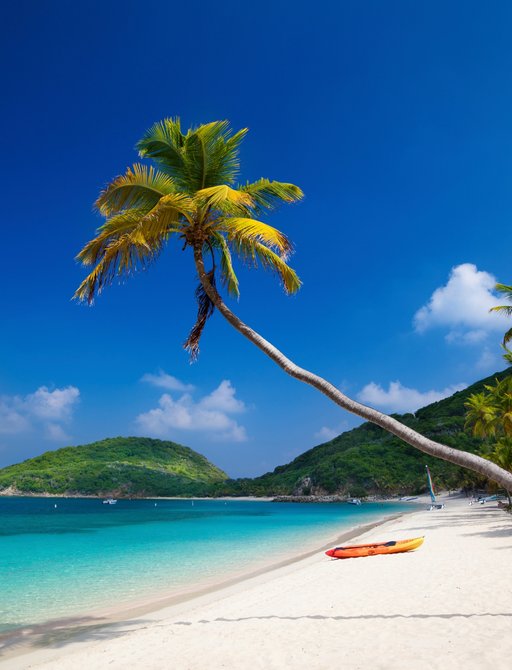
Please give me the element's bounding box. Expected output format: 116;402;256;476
325;536;424;559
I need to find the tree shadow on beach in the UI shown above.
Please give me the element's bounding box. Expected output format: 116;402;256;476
173;611;512;626
0;615;153;658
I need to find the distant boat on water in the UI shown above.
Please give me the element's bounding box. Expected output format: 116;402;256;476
347;498;362;505
102;498;117;505
400;496;418;502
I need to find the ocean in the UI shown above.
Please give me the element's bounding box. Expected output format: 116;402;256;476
0;497;417;634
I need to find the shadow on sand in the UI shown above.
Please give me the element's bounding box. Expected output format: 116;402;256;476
0;615;152;658
174;611;512;626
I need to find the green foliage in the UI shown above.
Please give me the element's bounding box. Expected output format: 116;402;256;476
490;283;512;363
215;368;512;497
2;369;511;498
465;373;512;489
75;118;303;357
0;437;227;497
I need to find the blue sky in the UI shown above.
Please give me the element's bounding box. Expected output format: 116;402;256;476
1;1;512;476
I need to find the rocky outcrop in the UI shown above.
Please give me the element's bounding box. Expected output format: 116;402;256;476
272;495;348;503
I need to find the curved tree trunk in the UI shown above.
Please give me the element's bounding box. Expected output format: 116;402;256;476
193;248;512;491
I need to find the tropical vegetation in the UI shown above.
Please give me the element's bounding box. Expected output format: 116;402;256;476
490;283;512;364
0;437;227;497
465;374;512;505
74;117;512;491
2;370;510;498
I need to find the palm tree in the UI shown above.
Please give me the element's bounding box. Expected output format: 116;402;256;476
490;284;512;363
493;440;512;505
75;118;512;491
464;393;498;438
465;377;512;503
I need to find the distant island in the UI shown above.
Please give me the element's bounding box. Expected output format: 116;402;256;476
0;437;227;498
1;368;510;499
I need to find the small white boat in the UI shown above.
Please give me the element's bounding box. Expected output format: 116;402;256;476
102;498;117;505
347;498;362;505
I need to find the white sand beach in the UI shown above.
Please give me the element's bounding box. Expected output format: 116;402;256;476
2;496;511;670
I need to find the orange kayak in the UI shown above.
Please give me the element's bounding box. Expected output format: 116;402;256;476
325;536;424;559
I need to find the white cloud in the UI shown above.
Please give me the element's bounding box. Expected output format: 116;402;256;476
199;380;245;414
0;402;30;434
357;380;467;413
414;263;507;342
21;386;80;421
136;380;248;442
141;371;195;392
0;385;79;440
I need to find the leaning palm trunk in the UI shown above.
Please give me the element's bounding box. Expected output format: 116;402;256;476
75;118;512;495
193;246;512;491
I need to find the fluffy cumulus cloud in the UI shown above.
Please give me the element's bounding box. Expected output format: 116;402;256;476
136;379;248;442
357;381;467;414
0;386;80;440
140;371;195;393
414;263;507;343
22;386;80;421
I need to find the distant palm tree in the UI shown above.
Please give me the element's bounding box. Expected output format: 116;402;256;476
464;393;498;439
75;118;512;491
465;376;512;503
490;283;512;363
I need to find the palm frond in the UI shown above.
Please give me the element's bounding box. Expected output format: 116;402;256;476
239;178;304;213
218;217;293;258
491;304;512;316
78;193;192;267
184;122;248;191
235;239;301;294
195;185;254;215
503;327;512;347
210;233;240;297
74;231;165;304
77;208;151;266
495;283;512;299
95;164;176;216
490;284;512;315
136;117;186;179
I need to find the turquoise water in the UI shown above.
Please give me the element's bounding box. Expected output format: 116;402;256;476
0;497;416;633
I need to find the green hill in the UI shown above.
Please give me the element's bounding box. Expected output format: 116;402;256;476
1;369;510;498
210;367;512;497
0;437;227;497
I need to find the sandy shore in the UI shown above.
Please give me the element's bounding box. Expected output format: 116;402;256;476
2;495;511;669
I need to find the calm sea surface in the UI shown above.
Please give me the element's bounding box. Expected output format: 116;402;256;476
0;497;416;633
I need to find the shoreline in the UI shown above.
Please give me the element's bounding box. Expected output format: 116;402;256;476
6;493;510;670
0;503;420;664
0;491;420;501
5;493;508;670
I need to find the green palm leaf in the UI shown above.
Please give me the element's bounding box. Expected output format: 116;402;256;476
95;164;176;216
77;118;302;353
184;122;248;191
136;117;186;181
240;178;304;212
236;239;301;294
210;233;240;298
218;217;293;258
